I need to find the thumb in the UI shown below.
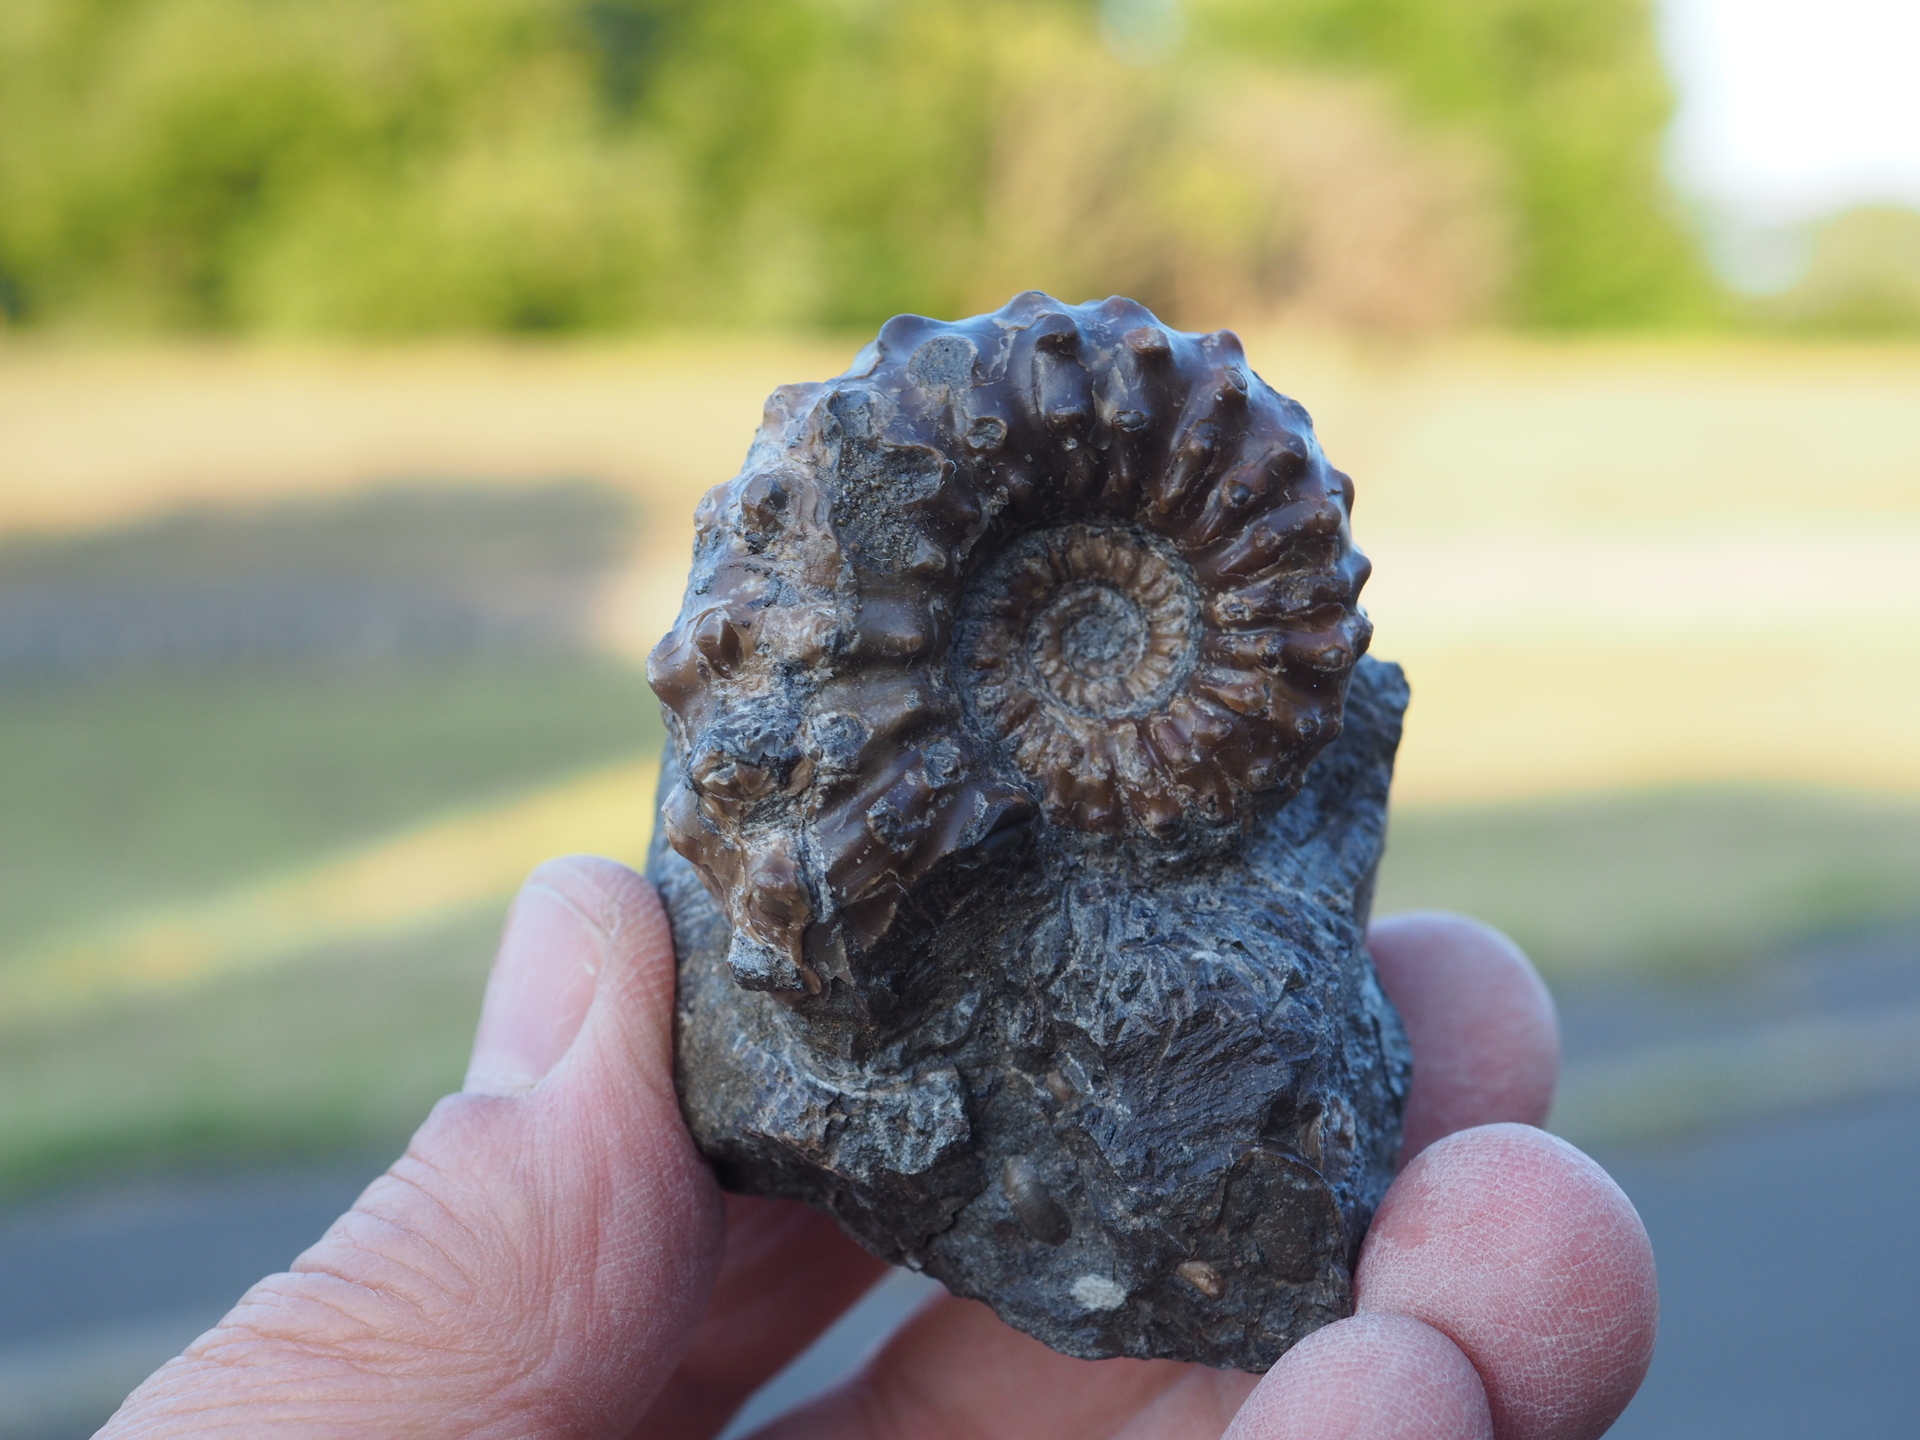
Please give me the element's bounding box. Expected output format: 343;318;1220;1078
101;856;726;1440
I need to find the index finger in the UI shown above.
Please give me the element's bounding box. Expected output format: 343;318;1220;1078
1369;911;1561;1161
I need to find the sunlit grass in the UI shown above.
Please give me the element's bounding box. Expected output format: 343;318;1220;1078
0;657;658;959
0;912;501;1197
1;759;656;1021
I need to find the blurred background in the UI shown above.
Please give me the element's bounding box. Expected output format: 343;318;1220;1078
0;0;1915;1435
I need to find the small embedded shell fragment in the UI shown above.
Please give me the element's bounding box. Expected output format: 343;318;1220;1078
1002;1156;1073;1245
1176;1260;1227;1300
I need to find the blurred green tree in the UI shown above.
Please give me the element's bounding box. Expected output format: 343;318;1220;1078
1757;206;1920;335
1195;0;1724;325
0;0;1719;333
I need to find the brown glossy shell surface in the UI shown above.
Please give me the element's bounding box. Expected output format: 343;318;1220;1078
648;292;1371;998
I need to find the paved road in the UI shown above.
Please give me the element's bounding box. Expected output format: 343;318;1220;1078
7;929;1920;1438
0;1167;373;1440
1595;1090;1920;1438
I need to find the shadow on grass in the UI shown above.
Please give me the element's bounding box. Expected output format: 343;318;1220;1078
0;480;671;1194
0;908;502;1199
0;477;666;958
0;480;638;676
0;656;661;959
1378;786;1920;983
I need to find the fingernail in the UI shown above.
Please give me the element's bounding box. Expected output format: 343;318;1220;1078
464;879;604;1096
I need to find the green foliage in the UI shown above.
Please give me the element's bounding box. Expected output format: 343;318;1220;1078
0;0;1716;332
1757;206;1920;335
1193;0;1724;326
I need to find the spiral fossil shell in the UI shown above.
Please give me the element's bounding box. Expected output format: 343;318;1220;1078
654;294;1411;1368
649;292;1372;1001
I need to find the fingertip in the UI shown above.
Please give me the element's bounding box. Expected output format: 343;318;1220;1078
1228;1312;1491;1439
466;855;694;1137
463;865;600;1097
496;857;727;1344
1356;1123;1657;1440
542;856;688;1109
1369;911;1560;1159
536;857;724;1233
526;853;670;955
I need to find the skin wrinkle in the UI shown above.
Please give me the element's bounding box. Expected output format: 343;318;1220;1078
185;1311;407;1384
214;1275;398;1346
262;1257;401;1318
597;1110;713;1265
158;1320;507;1430
520;1218;694;1414
270;1297;506;1390
328;1164;495;1309
197;1186;559;1411
224;1283;466;1384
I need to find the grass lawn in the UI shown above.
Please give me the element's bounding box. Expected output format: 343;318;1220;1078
0;909;501;1197
0;653;668;1194
0;657;660;959
1377;788;1920;981
1;335;1915;1190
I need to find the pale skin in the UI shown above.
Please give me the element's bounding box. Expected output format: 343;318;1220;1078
99;857;1657;1440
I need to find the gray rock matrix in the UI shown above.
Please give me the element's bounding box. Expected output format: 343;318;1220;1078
653;658;1409;1371
649;295;1411;1370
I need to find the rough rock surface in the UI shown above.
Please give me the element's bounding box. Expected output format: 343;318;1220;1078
647;294;1411;1370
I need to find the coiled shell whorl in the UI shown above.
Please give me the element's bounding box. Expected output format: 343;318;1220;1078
648;293;1372;1005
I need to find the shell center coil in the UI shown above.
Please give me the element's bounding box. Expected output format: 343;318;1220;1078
958;523;1209;831
1031;582;1150;710
970;524;1199;724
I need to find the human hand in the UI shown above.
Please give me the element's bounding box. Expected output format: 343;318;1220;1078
99;857;1655;1440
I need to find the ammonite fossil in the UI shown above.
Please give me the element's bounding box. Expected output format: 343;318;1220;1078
648;293;1411;1370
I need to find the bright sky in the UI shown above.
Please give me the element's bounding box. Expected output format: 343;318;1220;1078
1659;0;1920;223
